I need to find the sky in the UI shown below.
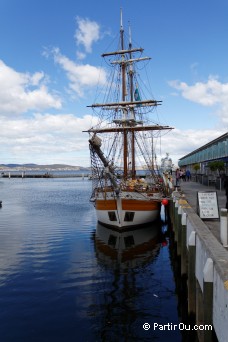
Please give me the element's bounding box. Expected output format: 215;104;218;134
0;0;228;167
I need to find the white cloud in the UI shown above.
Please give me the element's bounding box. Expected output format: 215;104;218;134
52;48;107;97
0;113;99;165
76;51;87;60
30;72;45;86
44;17;108;98
169;76;228;125
0;60;62;115
0;106;225;166
0;113;96;140
0;16;107;165
75;16;100;53
169;77;220;106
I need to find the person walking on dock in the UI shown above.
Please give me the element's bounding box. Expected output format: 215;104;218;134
186;169;191;181
175;168;181;187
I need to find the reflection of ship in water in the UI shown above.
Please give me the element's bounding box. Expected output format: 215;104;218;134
94;220;167;269
89;212;173;341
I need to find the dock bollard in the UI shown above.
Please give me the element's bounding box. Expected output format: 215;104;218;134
220;208;228;247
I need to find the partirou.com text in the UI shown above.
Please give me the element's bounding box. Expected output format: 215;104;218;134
143;322;213;331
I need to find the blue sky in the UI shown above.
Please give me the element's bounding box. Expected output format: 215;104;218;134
0;0;228;166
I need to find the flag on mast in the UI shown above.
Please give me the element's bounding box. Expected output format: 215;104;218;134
134;86;141;102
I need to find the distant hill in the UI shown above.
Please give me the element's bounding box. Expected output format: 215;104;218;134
1;163;36;168
0;163;90;170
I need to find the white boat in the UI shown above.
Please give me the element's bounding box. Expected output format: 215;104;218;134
85;11;174;229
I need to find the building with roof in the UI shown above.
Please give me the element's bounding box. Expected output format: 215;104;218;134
178;132;228;175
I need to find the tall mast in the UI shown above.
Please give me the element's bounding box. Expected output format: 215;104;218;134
128;23;136;179
128;23;133;103
120;9;126;103
120;9;128;179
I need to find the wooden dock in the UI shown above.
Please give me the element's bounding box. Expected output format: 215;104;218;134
170;181;228;342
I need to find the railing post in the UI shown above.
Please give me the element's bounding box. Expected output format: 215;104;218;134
203;258;214;342
181;212;187;276
220;208;228;247
188;231;196;317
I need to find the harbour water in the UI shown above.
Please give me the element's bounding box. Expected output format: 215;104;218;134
0;177;188;341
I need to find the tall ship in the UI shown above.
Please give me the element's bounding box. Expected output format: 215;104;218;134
85;12;174;229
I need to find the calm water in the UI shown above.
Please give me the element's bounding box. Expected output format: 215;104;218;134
0;177;184;341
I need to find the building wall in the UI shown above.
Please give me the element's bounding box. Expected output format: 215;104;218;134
178;133;228;173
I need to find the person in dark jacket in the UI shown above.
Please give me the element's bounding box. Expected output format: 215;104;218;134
223;176;228;209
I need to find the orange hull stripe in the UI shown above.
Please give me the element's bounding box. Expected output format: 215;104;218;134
122;199;160;211
96;200;117;210
96;199;159;211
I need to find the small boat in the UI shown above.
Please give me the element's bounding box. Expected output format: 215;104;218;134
85;11;174;229
43;172;53;178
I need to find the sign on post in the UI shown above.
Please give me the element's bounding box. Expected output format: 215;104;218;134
197;191;219;220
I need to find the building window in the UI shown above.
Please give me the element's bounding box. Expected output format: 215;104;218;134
124;212;135;222
108;211;117;221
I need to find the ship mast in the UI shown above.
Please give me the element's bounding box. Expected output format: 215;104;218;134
128;23;136;179
120;10;128;179
86;11;174;181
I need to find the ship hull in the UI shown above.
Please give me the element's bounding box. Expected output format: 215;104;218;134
95;195;161;229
